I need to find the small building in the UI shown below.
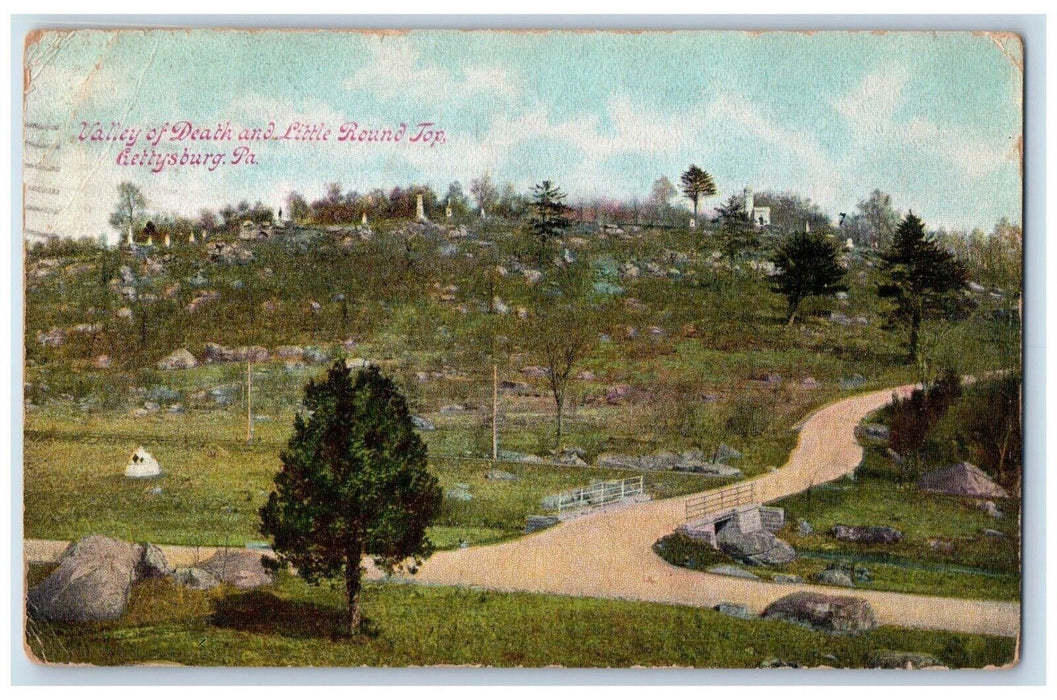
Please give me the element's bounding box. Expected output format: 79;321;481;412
742;188;771;227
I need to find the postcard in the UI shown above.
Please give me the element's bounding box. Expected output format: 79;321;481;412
21;26;1023;670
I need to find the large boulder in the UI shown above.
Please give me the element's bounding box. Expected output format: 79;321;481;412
157;348;197;370
830;525;903;545
917;462;1008;499
718;529;797;566
27;536;141;622
200;549;274;589
762;592;877;635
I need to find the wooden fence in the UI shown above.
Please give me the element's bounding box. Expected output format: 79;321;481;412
684;481;756;521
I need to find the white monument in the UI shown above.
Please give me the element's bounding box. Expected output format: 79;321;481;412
415;194;427;222
164;232;171;248
361;211;368;225
189;231;196;244
446;205;453;218
743;187;771;227
125;446;162;478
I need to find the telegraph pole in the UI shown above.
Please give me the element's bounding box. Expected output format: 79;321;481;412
246;360;253;444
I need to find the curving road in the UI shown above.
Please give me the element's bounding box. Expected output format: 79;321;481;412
407;383;1021;638
24;384;1021;638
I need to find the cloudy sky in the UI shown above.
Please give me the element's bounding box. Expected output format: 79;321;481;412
23;29;1022;242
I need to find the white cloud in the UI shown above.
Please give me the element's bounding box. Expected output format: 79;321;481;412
832;63;909;137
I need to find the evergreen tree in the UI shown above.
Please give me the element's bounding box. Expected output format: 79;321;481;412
108;182;146;245
260;361;442;636
768;229;848;325
529;180;571;263
878;212;971;362
714;193;757;267
679;165;717;223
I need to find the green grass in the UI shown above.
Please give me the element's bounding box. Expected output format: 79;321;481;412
23;409;725;548
25;568;1015;668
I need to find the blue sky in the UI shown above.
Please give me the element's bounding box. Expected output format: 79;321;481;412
23;29;1022;241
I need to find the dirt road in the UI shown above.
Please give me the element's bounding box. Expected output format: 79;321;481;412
408;384;1021;638
23;384;1021;638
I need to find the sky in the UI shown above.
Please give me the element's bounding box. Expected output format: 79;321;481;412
22;29;1023;242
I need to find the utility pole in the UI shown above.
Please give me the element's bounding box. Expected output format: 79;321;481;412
246;360;253;444
492;363;499;460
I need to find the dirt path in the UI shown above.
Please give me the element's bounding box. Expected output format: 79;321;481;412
23;384;1021;638
408;383;1020;638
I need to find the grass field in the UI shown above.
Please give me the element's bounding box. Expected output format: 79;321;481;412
25;566;1015;669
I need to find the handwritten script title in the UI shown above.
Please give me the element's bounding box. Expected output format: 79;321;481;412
78;120;447;174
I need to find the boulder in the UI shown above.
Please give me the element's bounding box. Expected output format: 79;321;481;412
157;348;197;370
815;567;855;587
713;443;743;462
136;543;170;579
172;567;220;590
37;327;67;347
713;602;755;620
772;574;805;584
125;446;162;478
830;524;903;545
798;519;814;535
446;484;474;501
858;423;891;441
200;549;274;589
485;469;517;482
718;530;797;566
979;500;1004;519
871;650;944;669
524;515;560;534
917;462;1008;499
605;384;633;404
706;565;759;580
762;592;877;635
410;415;436;431
27;536;141;622
92;354;112;369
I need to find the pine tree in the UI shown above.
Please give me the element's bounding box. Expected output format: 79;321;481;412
529;180;571;263
259;361;442;635
878;212;971;362
769;229;848;325
715;193;757;267
679;165;717;223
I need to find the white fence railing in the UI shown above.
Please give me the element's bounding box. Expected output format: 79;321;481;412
544;475;645;514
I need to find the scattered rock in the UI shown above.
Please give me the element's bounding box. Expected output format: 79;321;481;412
446;484;474;501
200;549;274;589
979;500;1004;519
524;515;560;534
840;374;866;389
981;528;1006;539
857;423;891;441
93;354;112;369
772;574;805;584
157;348;198;370
712;443;743;462
605;384;633;404
798;519;814;536
871;650;944;670
522;269;542;285
439;404;467;414
830;524;903;545
37;327;66;347
521;365;551;378
718;530;797;566
136;543;170;579
713;602;755;620
762;591;877;635
706;564;760;580
410;415;435;431
485;469;517;482
815;567;855;588
554;447;588;466
27;536;141;622
172;567;220;591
